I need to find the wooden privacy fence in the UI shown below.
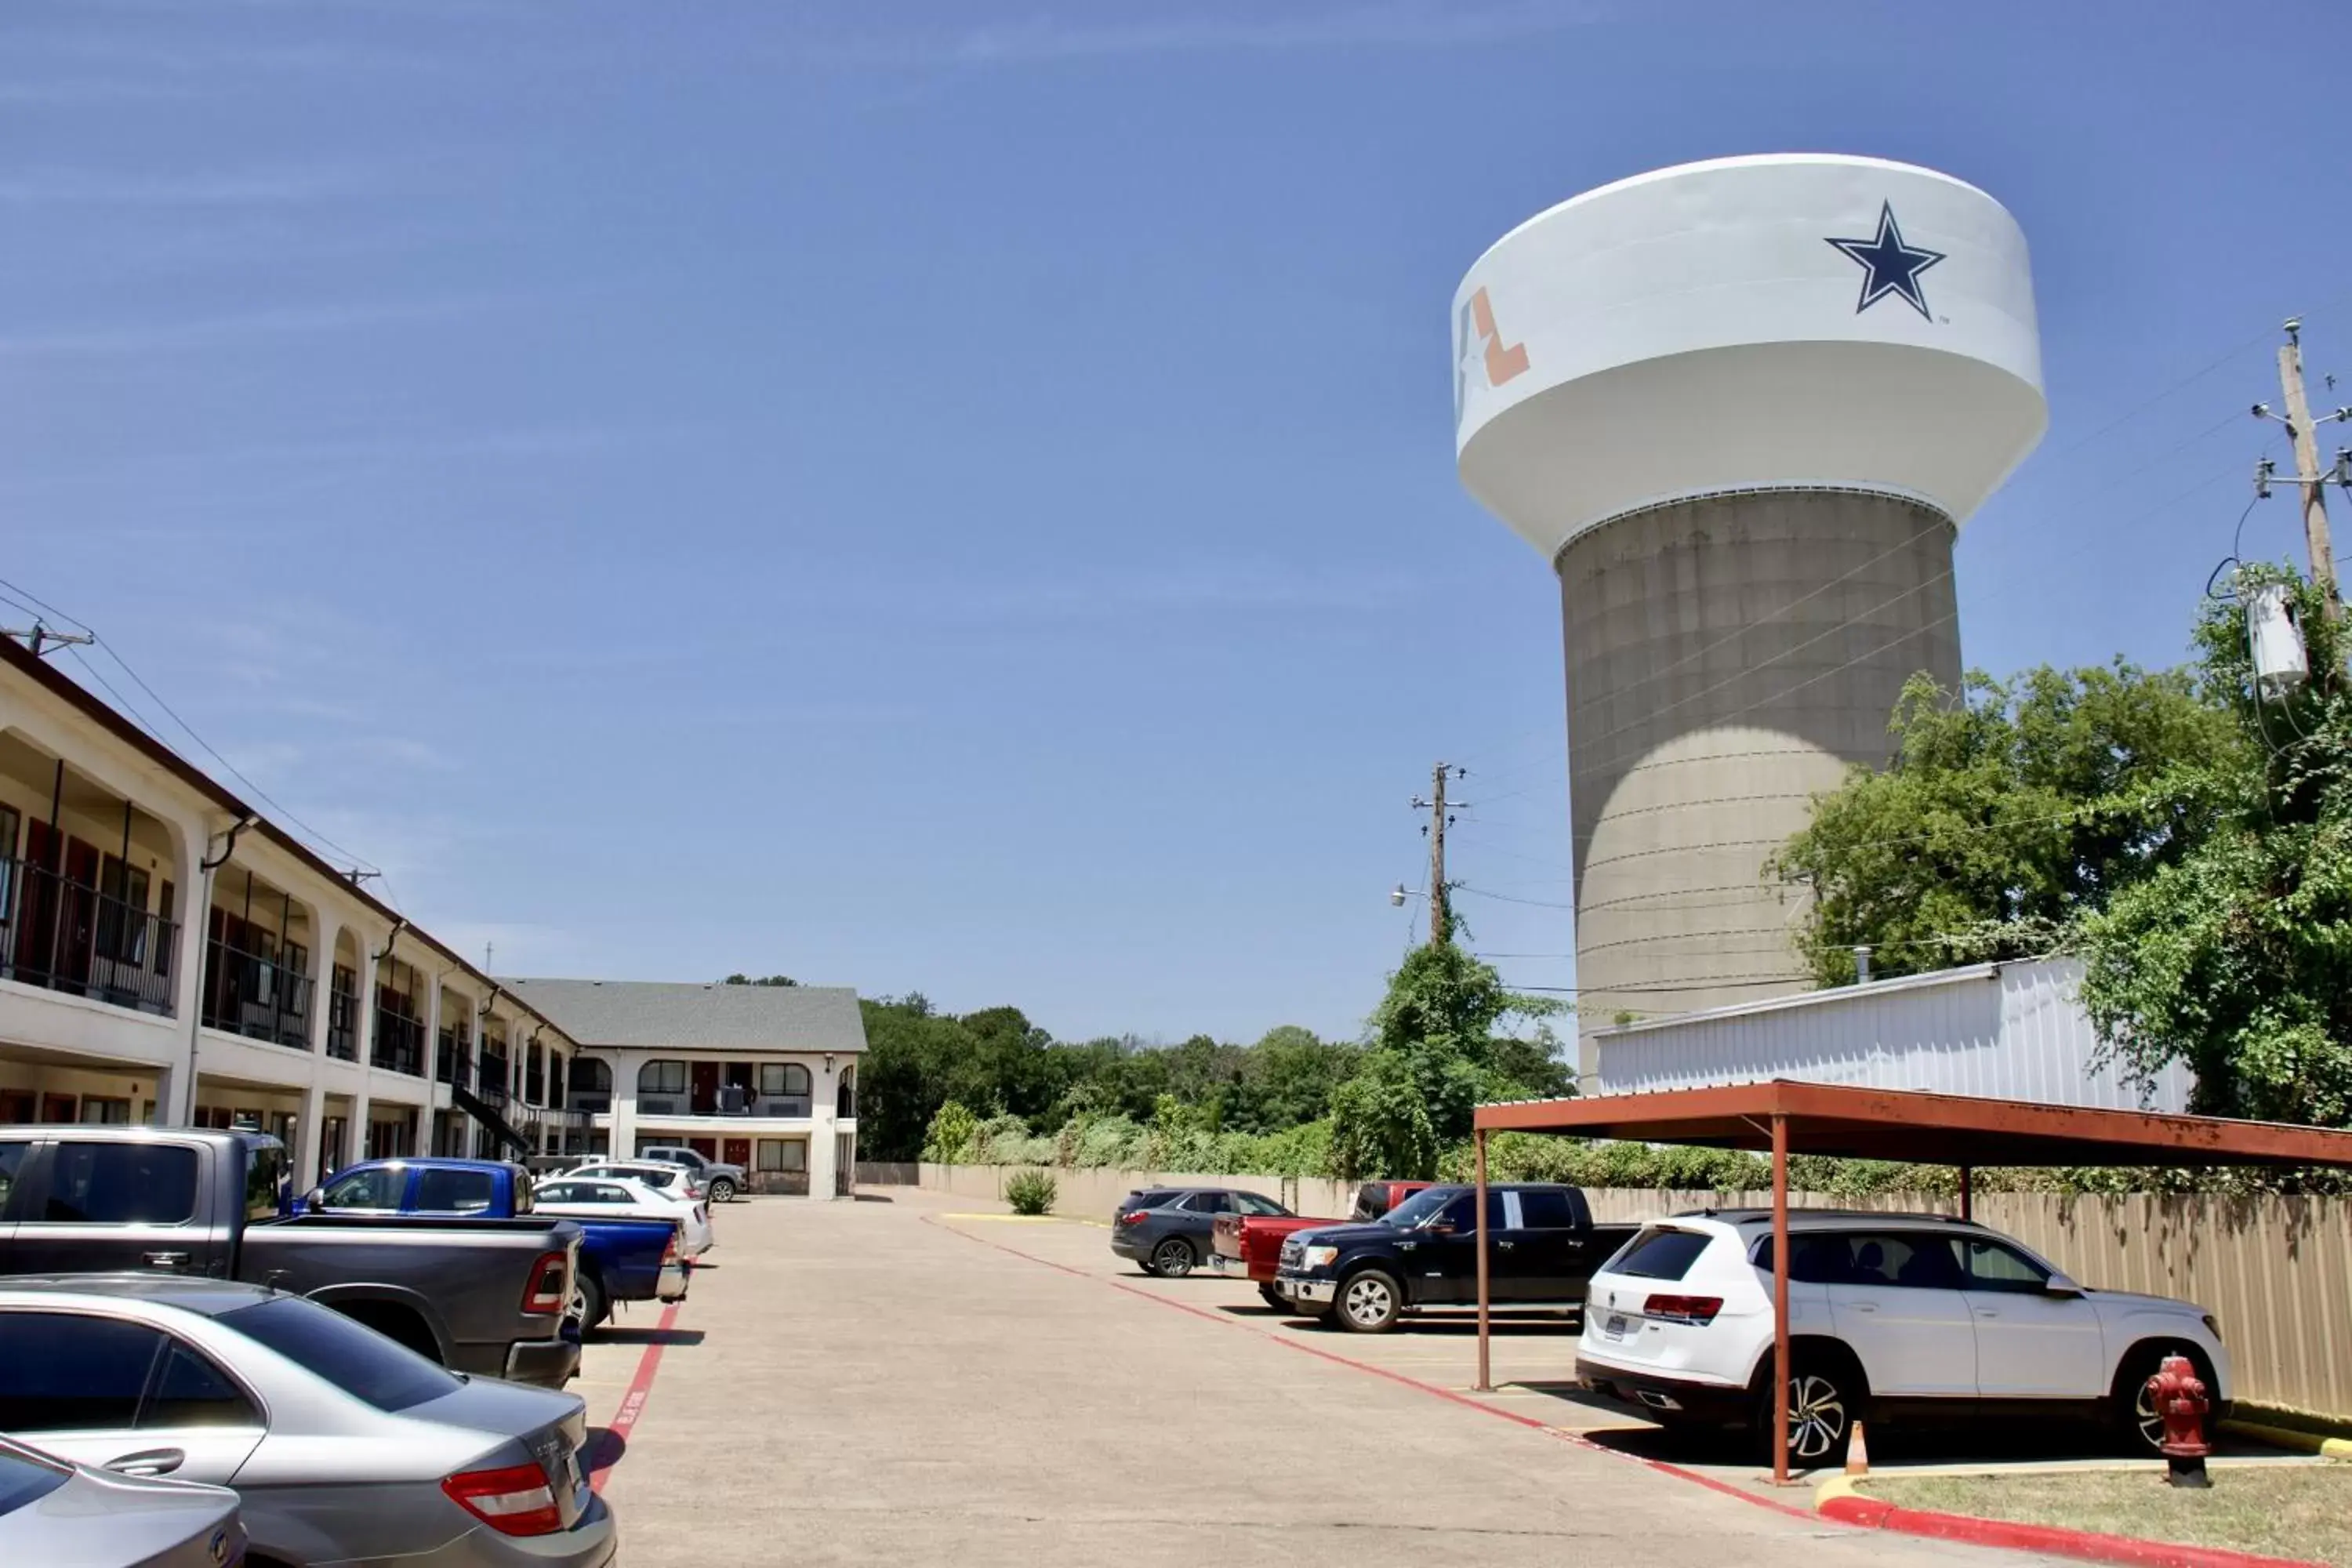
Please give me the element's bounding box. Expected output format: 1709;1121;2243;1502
922;1164;2352;1421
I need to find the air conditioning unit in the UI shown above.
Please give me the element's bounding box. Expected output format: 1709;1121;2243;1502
718;1085;750;1114
638;1097;679;1115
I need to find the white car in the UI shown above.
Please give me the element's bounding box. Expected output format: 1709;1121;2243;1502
569;1160;707;1203
1574;1210;2230;1465
534;1174;714;1258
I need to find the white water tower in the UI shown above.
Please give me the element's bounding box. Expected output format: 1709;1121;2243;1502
1453;154;2045;1046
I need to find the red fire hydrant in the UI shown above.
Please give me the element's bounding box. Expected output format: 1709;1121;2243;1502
2147;1354;2212;1489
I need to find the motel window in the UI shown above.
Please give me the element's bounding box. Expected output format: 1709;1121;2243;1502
76;1098;131;1126
757;1063;811;1097
756;1138;807;1173
638;1060;687;1095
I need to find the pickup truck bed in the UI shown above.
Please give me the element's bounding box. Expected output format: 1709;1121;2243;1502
0;1127;583;1387
307;1156;689;1331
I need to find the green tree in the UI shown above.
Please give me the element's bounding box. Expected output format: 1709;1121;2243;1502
2078;567;2352;1126
921;1100;981;1163
723;973;799;986
1365;937;1569;1140
1771;662;2235;983
1327;1049;1440;1180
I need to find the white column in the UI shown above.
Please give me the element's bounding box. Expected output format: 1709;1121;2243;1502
165;812;212;1123
297;912;339;1185
609;1049;639;1160
351;938;379;1159
810;1057;840;1201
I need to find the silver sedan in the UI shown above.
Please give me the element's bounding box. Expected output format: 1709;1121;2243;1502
0;1278;615;1567
0;1433;245;1567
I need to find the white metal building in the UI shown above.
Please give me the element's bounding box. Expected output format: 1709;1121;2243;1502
1588;958;2194;1113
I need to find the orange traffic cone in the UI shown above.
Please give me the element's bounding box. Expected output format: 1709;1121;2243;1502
1846;1420;1871;1477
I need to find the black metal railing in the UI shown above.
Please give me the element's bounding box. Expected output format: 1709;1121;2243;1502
435;1027;471;1087
200;937;312;1047
0;858;180;1016
476;1052;510;1108
568;1092;611;1115
326;982;359;1060
372;1001;424;1076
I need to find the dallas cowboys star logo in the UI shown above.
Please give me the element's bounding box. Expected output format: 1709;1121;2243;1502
1825;201;1945;320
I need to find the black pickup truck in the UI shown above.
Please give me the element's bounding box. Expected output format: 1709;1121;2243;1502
1270;1182;1641;1334
0;1125;584;1388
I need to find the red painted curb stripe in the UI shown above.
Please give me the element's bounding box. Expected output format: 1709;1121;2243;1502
924;1212;1815;1522
588;1302;681;1494
1820;1494;2325;1568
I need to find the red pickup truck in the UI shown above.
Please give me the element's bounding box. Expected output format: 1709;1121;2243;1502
1210;1181;1432;1307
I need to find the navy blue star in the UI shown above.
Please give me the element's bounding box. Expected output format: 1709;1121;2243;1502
1825;201;1945;320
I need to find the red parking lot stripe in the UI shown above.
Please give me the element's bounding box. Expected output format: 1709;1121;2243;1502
589;1302;681;1494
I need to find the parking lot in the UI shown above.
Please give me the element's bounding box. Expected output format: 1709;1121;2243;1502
582;1188;2079;1566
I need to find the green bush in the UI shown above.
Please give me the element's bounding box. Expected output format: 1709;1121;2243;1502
1004;1167;1057;1216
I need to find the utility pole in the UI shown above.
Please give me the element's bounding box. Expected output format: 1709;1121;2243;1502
2278;318;2343;622
1410;763;1467;946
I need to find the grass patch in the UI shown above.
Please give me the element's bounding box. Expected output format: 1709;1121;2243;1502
1864;1468;2352;1566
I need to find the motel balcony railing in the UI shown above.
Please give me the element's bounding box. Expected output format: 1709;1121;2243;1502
0;858;181;1017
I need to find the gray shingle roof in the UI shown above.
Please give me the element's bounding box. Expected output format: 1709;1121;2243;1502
498;978;867;1054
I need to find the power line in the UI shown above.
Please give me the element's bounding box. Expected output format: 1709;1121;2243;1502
0;573;383;880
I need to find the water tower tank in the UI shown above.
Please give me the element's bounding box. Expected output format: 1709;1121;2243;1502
1453;154;2045;1044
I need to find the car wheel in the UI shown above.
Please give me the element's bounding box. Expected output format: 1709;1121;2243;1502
1336;1269;1403;1334
2118;1342;2212;1457
1151;1237;1196;1278
571;1272;608;1334
709;1177;737;1203
1763;1357;1855;1466
1258;1283;1288;1312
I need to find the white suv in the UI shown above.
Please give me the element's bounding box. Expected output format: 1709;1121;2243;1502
1575;1210;2229;1465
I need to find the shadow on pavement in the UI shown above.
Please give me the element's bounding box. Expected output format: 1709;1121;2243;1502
584;1427;627;1479
853;1192;896;1203
595;1326;707;1348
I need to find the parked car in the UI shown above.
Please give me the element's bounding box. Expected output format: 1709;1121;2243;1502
1270;1183;1642;1333
0;1432;245;1568
532;1174;713;1258
0;1278;616;1567
634;1145;747;1203
0;1127;583;1388
1110;1188;1292;1279
1573;1210;2233;1465
304;1157;691;1330
1210;1181;1437;1305
570;1160;707;1204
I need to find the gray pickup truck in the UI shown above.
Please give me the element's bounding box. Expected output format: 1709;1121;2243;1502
0;1125;584;1388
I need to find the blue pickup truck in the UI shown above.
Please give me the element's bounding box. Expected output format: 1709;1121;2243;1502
302;1157;689;1333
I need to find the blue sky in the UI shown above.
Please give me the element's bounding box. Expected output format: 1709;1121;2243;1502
3;1;2345;1045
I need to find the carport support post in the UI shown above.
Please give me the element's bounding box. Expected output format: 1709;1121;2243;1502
1771;1111;1791;1486
1474;1127;1492;1392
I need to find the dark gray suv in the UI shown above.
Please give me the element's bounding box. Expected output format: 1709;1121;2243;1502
1109;1187;1290;1277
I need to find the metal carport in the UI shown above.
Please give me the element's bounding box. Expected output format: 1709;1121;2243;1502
1469;1080;2352;1483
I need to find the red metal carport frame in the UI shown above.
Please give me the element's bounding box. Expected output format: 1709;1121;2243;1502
1469;1080;2352;1484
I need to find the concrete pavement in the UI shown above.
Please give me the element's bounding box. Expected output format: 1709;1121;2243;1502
588;1187;2060;1566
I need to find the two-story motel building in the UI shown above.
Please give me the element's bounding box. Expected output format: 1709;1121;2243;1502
0;632;862;1198
510;978;862;1196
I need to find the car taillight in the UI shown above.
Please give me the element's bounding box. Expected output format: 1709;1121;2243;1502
442;1461;562;1537
662;1231;680;1266
1642;1293;1724;1326
521;1250;568;1316
1118;1210;1150;1225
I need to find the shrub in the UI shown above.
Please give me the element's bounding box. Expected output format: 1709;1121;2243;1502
1004;1167;1056;1216
921;1101;980;1163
